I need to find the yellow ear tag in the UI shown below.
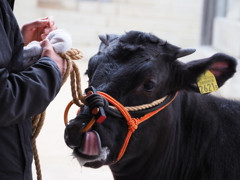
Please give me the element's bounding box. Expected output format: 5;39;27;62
197;70;219;94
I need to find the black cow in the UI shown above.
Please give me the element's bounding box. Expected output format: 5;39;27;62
64;31;240;180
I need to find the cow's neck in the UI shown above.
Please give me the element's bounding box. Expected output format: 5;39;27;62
110;91;217;180
109;93;182;180
109;122;184;180
172;91;220;179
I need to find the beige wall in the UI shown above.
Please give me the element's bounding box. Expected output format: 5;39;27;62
212;0;240;59
213;17;240;58
14;0;203;50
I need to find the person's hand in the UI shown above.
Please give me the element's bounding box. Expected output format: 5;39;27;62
40;39;66;76
21;16;57;46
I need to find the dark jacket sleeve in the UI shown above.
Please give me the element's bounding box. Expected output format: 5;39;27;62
0;58;62;127
0;1;63;127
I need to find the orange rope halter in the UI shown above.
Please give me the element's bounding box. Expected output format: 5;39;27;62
97;91;178;163
64;91;178;164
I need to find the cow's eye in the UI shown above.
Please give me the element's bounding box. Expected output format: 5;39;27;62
143;81;155;91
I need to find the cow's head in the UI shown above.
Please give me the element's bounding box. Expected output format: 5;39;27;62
64;31;237;169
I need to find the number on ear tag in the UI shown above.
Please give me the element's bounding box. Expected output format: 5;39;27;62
197;70;219;94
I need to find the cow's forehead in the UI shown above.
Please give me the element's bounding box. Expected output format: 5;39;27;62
97;31;181;57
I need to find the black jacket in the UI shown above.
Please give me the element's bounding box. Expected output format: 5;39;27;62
0;0;62;179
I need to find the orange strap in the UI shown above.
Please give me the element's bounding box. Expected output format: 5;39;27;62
64;100;95;132
64;91;178;164
98;91;178;163
64;100;74;126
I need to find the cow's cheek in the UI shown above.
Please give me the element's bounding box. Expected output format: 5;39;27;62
95;117;129;164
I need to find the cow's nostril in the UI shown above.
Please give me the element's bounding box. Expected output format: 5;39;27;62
64;125;83;148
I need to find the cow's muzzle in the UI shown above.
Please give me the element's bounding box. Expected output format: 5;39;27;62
64;121;109;167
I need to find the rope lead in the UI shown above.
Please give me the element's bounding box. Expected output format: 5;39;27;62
32;48;83;180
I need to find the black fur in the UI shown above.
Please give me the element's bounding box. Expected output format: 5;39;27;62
65;31;240;180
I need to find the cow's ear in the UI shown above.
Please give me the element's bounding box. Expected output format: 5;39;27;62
177;53;237;93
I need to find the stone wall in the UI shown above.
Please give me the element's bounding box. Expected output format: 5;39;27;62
213;17;240;58
212;0;240;59
14;0;203;49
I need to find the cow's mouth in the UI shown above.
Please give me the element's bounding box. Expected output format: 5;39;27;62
73;130;109;168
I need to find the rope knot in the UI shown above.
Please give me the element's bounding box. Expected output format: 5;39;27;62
127;118;138;133
65;48;83;60
85;93;109;111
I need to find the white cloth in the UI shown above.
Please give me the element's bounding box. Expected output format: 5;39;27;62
23;29;72;69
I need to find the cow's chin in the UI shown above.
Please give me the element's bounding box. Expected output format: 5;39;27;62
72;130;110;168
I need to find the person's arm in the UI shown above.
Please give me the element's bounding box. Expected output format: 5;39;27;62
0;57;62;127
0;16;66;127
